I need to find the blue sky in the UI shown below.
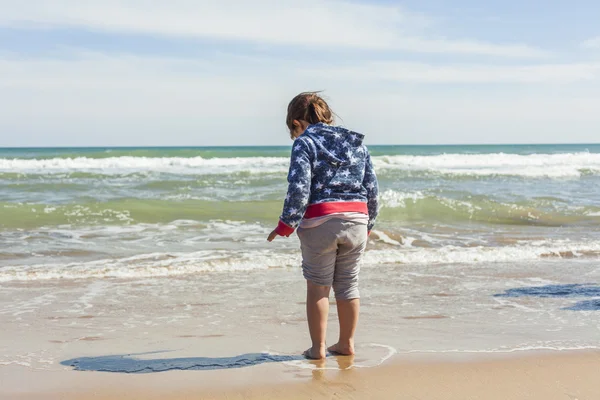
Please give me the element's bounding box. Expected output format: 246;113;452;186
1;0;600;146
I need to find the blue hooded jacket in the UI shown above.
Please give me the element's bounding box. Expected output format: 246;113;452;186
275;123;379;236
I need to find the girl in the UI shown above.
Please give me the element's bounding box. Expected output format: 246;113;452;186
267;92;379;360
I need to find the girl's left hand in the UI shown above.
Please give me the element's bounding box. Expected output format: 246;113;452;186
267;230;278;242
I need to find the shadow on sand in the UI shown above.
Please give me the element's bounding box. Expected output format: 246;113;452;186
61;351;305;373
494;283;600;311
563;299;600;311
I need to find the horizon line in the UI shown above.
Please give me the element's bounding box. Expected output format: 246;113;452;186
1;143;600;150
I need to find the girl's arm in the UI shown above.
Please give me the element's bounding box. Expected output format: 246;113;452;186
363;151;379;233
274;138;313;237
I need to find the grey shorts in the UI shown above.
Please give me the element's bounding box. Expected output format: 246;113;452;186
297;219;368;300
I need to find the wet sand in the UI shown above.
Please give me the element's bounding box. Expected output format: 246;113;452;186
2;265;600;400
4;351;600;400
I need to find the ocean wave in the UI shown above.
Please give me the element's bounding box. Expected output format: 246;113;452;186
0;156;289;176
373;152;600;178
378;190;599;226
2;239;600;282
0;200;281;229
0;250;292;282
2;193;598;230
2;152;600;178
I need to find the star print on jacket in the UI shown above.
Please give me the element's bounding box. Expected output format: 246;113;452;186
275;123;379;236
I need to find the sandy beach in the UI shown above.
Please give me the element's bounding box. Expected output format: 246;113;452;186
2;351;599;399
2;261;600;399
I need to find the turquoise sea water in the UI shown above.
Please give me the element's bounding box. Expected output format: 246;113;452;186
1;144;600;272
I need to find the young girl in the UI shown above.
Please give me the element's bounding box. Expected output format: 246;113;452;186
267;92;379;359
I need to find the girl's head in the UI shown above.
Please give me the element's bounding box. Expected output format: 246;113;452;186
286;92;334;139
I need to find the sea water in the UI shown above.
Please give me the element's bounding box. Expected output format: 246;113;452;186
1;144;599;371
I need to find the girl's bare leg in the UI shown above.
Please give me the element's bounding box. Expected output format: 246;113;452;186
305;280;330;359
328;298;359;355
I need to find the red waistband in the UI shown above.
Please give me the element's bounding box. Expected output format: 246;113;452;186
304;201;368;219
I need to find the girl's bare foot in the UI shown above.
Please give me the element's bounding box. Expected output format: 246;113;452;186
304;345;327;360
327;342;355;356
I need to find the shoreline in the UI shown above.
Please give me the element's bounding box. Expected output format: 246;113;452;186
3;349;600;400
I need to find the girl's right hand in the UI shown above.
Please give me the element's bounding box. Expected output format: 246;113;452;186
267;230;278;242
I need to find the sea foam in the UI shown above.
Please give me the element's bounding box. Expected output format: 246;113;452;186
1;152;599;178
2;239;600;282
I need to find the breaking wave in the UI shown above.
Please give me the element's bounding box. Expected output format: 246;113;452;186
2;152;600;178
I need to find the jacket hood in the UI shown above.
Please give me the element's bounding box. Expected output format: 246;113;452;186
301;123;365;167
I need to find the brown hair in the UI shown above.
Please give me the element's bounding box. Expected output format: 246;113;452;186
286;92;334;136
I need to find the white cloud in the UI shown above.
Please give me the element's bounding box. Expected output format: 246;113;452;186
3;52;595;95
0;52;285;117
582;36;600;49
307;61;600;84
1;51;600;146
0;0;548;58
0;52;293;146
